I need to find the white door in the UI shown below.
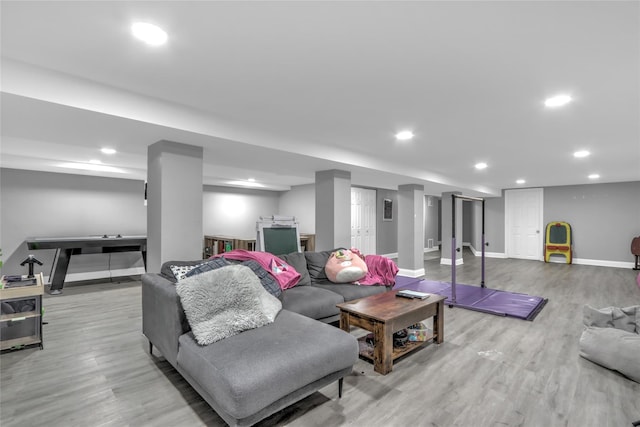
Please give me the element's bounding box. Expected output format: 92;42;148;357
351;188;377;255
505;188;543;260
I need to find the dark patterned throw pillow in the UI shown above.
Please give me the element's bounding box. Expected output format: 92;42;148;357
184;257;231;279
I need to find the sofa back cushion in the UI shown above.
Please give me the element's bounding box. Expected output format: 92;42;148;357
279;252;311;286
304;250;333;283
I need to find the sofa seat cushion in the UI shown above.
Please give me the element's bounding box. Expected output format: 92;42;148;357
304;250;335;283
312;282;389;302
280;286;344;320
176;310;358;420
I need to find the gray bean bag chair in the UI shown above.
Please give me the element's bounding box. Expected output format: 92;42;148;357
579;305;640;383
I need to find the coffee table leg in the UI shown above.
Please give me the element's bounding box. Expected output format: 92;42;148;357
373;321;393;375
339;311;350;333
434;300;444;344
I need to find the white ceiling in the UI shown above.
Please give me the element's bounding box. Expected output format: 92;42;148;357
1;1;639;196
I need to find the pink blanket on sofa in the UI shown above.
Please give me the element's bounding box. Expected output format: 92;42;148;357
213;249;301;290
357;255;399;286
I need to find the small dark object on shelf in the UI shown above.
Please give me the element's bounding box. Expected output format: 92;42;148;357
19;255;43;278
393;329;409;348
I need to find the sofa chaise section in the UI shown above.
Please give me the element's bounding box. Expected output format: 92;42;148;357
176;310;356;426
141;266;359;427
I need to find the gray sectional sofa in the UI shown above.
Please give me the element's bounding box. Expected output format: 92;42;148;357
141;249;391;426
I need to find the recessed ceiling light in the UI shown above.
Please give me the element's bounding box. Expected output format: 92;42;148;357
101;148;117;154
395;131;414;141
475;162;488;170
544;94;572;108
516;179;526;184
131;22;167;46
588;174;600;179
573;150;590;158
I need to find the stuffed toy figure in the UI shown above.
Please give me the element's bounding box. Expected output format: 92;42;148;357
325;249;368;283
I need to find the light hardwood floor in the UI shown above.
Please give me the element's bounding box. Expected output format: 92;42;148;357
1;252;639;427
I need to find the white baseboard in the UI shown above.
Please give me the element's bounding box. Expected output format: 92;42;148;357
485;252;508;259
547;257;635;269
440;257;464;266
468;245;507;259
397;267;425;278
385;250;632;269
383;248;439;258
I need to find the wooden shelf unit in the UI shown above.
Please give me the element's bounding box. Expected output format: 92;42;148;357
357;329;434;362
203;234;315;258
1;272;44;351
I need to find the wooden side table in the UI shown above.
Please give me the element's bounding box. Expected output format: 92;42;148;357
337;290;445;375
0;273;44;351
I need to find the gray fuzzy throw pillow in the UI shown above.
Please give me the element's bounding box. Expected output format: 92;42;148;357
176;264;282;345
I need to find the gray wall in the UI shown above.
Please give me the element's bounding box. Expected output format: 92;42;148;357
437;182;639;263
463;200;472;243
543;181;640;262
424;195;439;249
377;189;398;255
314;170;351;251
203;185;280;239
3;167;635;277
278;183;315;234
0;168;146;278
485;194;506;254
464;198;498;253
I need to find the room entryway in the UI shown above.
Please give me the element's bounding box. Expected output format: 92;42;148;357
351;187;376;255
505;188;544;260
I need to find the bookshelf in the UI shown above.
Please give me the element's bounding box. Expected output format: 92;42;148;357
203;234;315;258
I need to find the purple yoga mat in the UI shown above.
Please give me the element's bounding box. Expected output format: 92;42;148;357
394;277;547;320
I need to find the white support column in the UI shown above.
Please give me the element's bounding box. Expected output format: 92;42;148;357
147;140;203;273
397;184;425;278
315;170;351;251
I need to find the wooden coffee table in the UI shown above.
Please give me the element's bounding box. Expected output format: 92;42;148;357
337;290;446;375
